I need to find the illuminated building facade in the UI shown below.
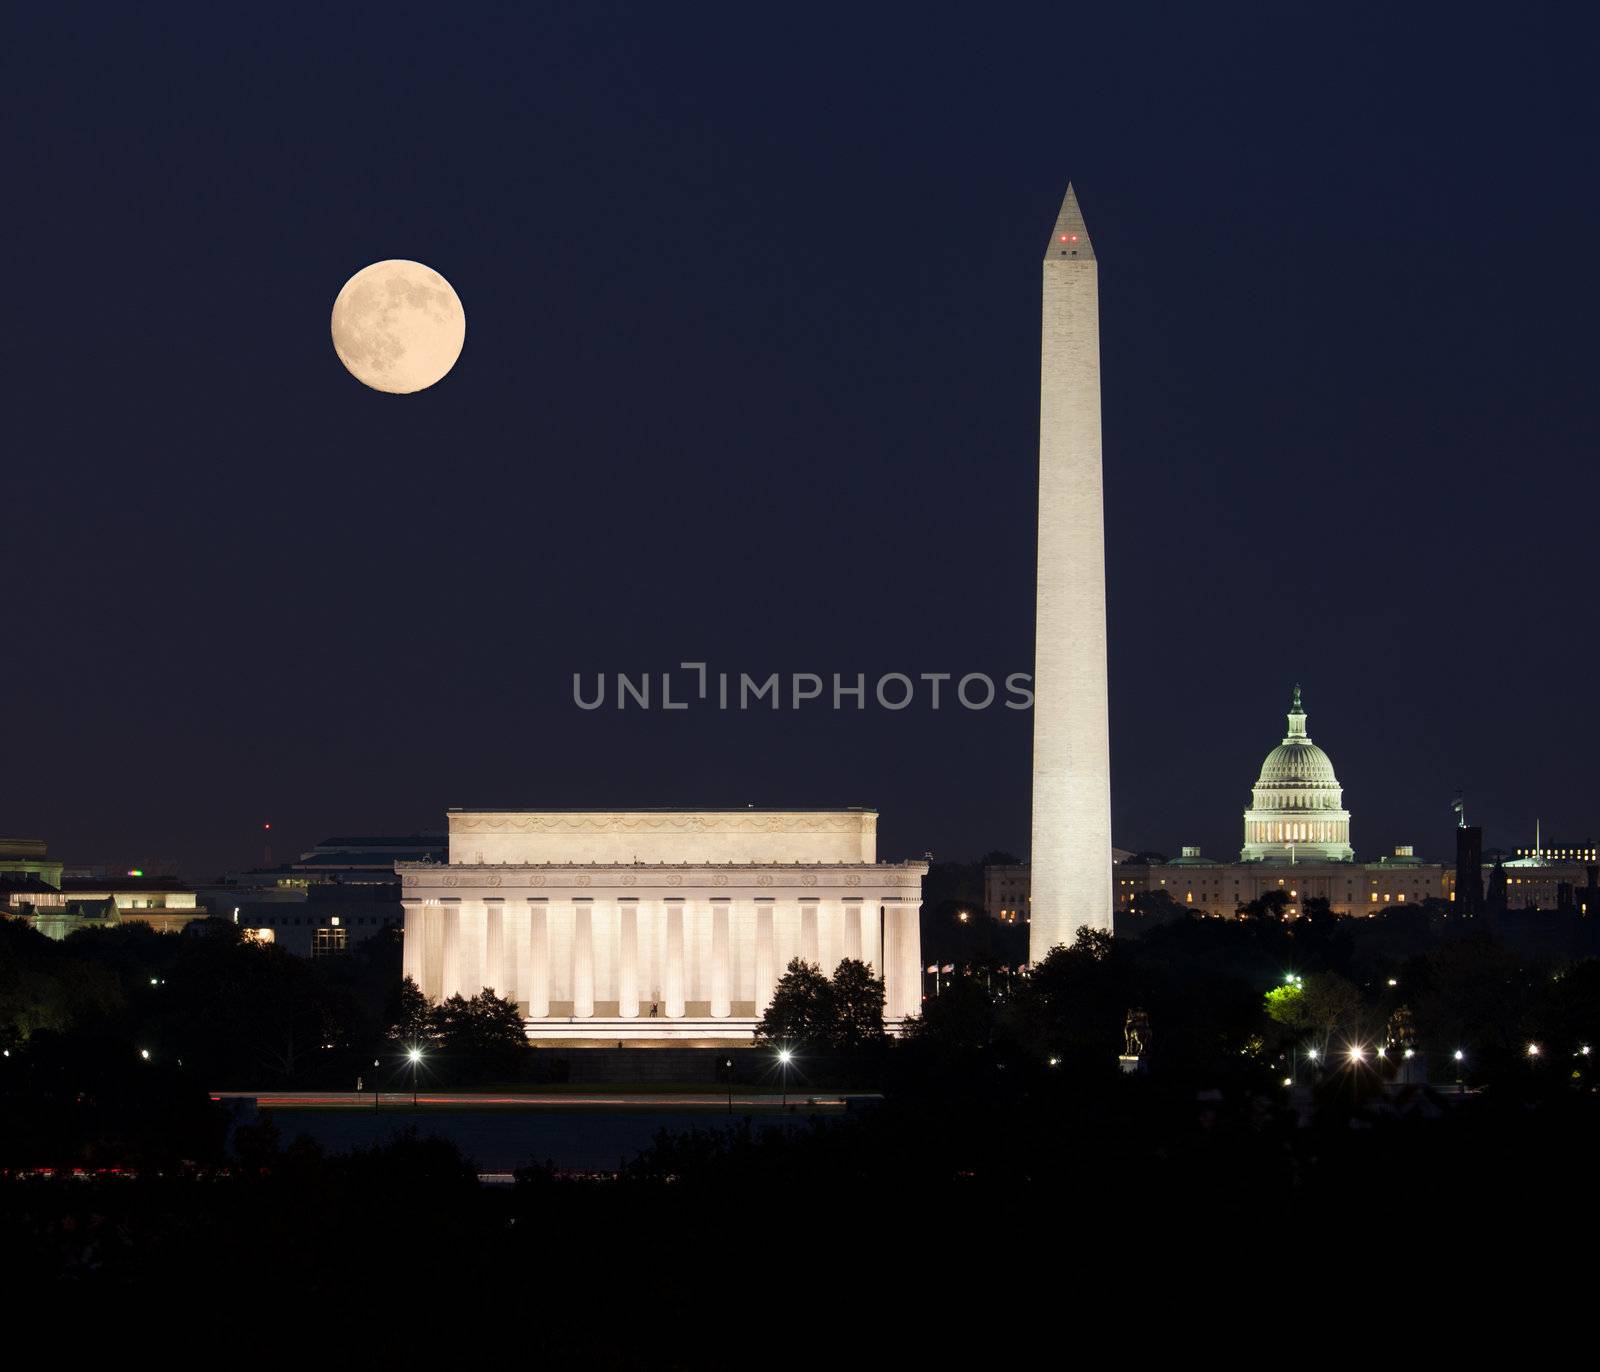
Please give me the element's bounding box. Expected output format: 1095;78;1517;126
0;838;64;890
399;809;927;1044
11;874;203;938
1240;686;1354;862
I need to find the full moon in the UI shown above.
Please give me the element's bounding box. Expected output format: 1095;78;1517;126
330;259;465;394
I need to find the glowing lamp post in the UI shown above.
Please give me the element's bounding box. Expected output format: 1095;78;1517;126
408;1046;423;1106
777;1047;793;1109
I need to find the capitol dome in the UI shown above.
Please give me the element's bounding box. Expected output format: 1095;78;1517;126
1240;686;1354;862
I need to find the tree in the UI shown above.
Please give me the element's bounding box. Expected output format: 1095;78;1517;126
756;959;833;1046
1265;970;1363;1042
1129;888;1189;921
1239;890;1292;921
1003;927;1130;1064
386;975;431;1045
429;990;527;1082
829;958;886;1048
903;973;996;1050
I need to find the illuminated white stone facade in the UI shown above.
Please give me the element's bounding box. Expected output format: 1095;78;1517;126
1030;184;1115;959
1240;687;1354;862
399;809;926;1044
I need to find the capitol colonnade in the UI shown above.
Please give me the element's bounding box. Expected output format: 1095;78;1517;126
400;810;927;1043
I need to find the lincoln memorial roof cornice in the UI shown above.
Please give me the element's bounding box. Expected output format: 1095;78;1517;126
447;812;877;834
396;862;925;891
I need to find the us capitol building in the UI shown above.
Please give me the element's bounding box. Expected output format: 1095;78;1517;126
991;688;1454;921
400;808;926;1044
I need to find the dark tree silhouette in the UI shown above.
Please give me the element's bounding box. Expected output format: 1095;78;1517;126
829;958;886;1048
755;959;833;1047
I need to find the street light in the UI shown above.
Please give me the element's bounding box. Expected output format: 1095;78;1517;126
1527;1043;1541;1059
408;1046;423;1105
777;1047;793;1109
1454;1048;1465;1094
1348;1045;1365;1063
139;1049;150;1061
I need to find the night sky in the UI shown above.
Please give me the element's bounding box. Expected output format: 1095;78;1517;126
6;4;1596;876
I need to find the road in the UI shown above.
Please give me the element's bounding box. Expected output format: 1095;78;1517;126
211;1090;876;1109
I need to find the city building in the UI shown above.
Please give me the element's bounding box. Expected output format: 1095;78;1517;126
986;849;1133;925
1492;838;1599;914
222;833;445;894
1113;845;1447;917
201;834;440;956
400;808;927;1044
9;872;204;938
0;838;64;889
231;886;406;956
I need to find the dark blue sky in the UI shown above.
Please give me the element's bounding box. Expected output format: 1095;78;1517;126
5;3;1595;874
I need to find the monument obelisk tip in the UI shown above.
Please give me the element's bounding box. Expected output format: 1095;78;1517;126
1046;183;1095;261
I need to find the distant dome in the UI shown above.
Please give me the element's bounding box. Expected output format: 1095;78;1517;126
1241;686;1354;862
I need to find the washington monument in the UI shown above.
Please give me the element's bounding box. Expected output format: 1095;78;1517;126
1029;184;1113;959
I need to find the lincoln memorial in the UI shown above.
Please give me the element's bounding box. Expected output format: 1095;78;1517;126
398;808;927;1044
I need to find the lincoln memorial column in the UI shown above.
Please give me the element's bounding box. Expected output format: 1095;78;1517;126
888;901;924;1019
422;905;444;1002
440;899;462;1000
859;901;881;977
527;900;550;1018
506;902;529;1011
842;897;863;962
484;899;506;998
882;901;900;1013
402;901;423;986
800;899;820;966
572;899;595;1017
459;900;487;997
617;899;639;1019
663;898;686;1018
754;899;776;1013
710;898;731;1018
